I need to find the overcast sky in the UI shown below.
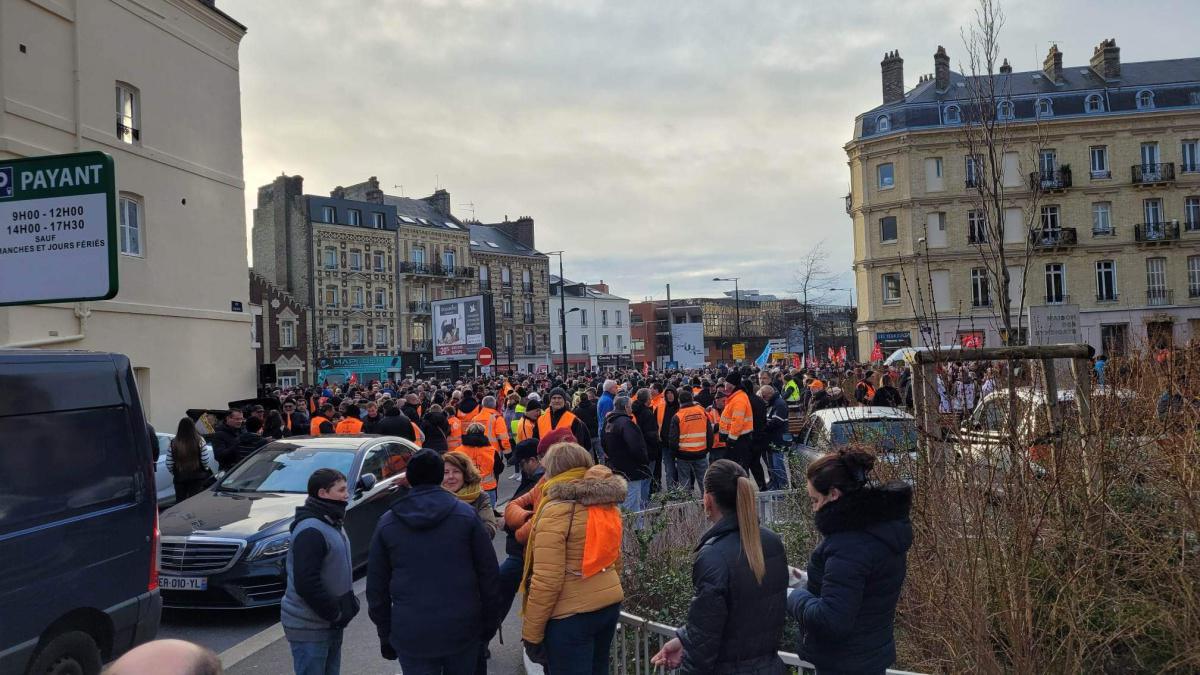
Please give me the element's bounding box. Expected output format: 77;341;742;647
228;0;1199;303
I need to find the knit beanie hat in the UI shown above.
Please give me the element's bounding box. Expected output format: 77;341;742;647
724;371;742;387
548;387;569;403
537;427;576;457
406;449;444;487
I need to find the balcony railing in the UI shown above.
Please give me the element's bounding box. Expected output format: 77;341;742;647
1029;168;1072;191
1134;221;1180;243
522;283;534;294
408;301;432;314
1092;226;1115;237
1186;219;1200;233
398;261;475;278
410;339;432;352
116;122;140;142
1090;169;1112;179
1097;293;1119;303
350;342;364;350
1132;162;1175;185
1147;288;1173;306
523;346;537;356
1029;227;1077;248
971;298;992;308
1191;284;1200;299
965;177;980;189
501;281;513;289
1044;294;1070;305
503;311;513;319
1183;162;1199;174
523;314;535;324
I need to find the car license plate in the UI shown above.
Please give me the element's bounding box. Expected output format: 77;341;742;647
160;576;207;591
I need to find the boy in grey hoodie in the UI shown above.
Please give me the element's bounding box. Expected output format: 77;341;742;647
282;468;359;675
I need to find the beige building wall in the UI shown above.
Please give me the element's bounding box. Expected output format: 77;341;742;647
396;224;474;352
474;252;551;372
0;0;252;428
311;224;398;357
849;102;1200;357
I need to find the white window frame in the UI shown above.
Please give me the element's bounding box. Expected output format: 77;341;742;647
965;155;981;187
1045;263;1066;304
879;215;898;243
882;274;901;305
118;193;143;257
352;286;364;309
280;320;296;348
1092;202;1113;235
996;100;1014;120
347;209;362;226
1188;256;1200;298
443;248;456;269
479;265;489;284
1182;140;1200;173
411;246;425;264
321;206;336;223
971;268;991;307
1085;93;1105;113
1090;146;1110;178
375;326;388;347
581;334;589;351
601;309;609;326
876;114;891;133
968;209;987;244
115;82;140;144
1040;205;1061;234
327;325;341;347
323;247;337;269
616;310;623;326
374;287;386;309
501;267;511;284
617;335;624;350
1136;89;1155;110
602;334;610;352
351;325;365;348
371;212;385;229
1146;257;1167;300
324;286;338;307
1186;197;1200;232
1036;98;1053;118
373;250;385;271
877;163;895;190
349;249;362;270
943;105;961;124
278;371;300;388
1096;260;1117;301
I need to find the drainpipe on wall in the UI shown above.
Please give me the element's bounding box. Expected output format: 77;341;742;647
2;303;91;348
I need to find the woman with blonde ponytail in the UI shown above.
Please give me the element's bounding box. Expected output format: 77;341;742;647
651;459;788;674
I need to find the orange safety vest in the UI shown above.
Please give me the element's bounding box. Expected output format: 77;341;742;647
335;417;363;435
472;408;511;455
675;405;709;456
860;382;876;401
309;416;328;436
446;416;463;450
719;390;753;441
516;417;538;443
707;408;725;448
537;410;578;439
650;394;666;430
461;442;497;491
412;421;426;446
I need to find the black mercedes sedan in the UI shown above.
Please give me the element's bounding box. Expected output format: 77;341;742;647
158;435;416;609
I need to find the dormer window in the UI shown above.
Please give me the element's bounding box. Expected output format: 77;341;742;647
1136;89;1155;110
1086;94;1105;113
944;104;961;124
1036;98;1053;118
876;114;891;133
996;100;1014;121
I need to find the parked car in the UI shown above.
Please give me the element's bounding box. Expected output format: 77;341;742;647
0;350;161;675
795;406;919;479
154;433;219;508
157;435;416;609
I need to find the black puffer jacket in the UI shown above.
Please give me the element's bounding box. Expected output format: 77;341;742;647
631;399;661;462
678;517;789;674
420;411;451;454
787;483;913;673
375;410;416;442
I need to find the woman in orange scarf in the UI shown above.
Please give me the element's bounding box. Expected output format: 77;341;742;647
519;442;626;673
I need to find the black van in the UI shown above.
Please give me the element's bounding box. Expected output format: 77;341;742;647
0;351;161;675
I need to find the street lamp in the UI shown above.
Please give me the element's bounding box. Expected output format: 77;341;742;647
712;276;742;346
546;251;569;379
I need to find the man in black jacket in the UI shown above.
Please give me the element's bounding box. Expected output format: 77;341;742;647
604;396;651;514
282;399;310;437
367;450;500;672
233;416;271;464
573;387;600;459
745;379;769;491
759;385;791;491
374;402;416;443
210;409;245;471
631;388;662;492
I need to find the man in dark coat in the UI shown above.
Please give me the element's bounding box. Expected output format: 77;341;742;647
573;388;600;455
760;385;790;491
233;416;271;464
210;409;245;471
631;389;662;492
603;396;651;514
374;403;416;443
745;380;769;490
366;450;500;672
282;399;310;437
788;482;913;673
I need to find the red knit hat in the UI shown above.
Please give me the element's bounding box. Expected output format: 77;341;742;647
537;427;577;457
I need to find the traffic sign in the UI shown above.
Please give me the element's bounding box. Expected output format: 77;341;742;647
0;152;118;307
732;343;746;360
477;347;494;366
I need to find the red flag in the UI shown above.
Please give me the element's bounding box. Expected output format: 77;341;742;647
827;347;835;364
870;342;883;362
348;372;358;385
643;361;649;375
791;354;801;369
838;346;848;365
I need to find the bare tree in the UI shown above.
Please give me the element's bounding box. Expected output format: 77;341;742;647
792;240;837;359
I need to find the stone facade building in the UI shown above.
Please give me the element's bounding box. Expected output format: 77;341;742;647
470;219;551;373
0;0;252;428
848;40;1200;357
249;271;309;387
549;278;633;369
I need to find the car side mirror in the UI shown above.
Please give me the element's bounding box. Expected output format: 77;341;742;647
356;473;377;494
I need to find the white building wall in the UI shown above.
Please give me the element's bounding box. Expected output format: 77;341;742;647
0;0;253;428
551;294;633;365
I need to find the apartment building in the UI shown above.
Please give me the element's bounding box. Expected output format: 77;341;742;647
630;293;794;367
252;175;401;382
0;0;251;427
549;277;632;369
469;219;551;373
849;40;1200;357
249;270;309;387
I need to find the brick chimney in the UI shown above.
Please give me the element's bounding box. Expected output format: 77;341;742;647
1090;38;1121;81
589;281;610;294
329;185;346;200
934;46;950;92
363;176;383;204
1043;44;1063;83
422;189;451;217
999;58;1012;74
881;50;905;105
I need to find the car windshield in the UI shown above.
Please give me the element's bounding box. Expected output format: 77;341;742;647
830;419;918;453
218;446;355;493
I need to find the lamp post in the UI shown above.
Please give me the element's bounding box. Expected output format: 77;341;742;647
546;251;568;379
713;277;741;361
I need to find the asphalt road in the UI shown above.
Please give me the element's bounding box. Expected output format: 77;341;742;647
160;470;528;673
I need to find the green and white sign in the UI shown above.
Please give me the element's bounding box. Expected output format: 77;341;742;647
0;152;118;307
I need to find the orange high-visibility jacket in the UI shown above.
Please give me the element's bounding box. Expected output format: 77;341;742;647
309;416;328;436
460;441;497;491
719;390;753;441
537;410;577;439
516;417;537;443
472;407;512;455
707;408;725;448
674;405;710;456
446;416;463;450
335;417;363;435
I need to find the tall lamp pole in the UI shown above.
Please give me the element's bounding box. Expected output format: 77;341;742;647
546;251;569;379
713;277;741;360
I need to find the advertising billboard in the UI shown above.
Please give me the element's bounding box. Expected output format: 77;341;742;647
671;322;706;370
432;294;490;361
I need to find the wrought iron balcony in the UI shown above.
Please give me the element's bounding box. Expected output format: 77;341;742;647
523;346;537;356
522;283;534;294
1132;163;1175;185
399;262;475;278
523;313;536;324
410;339;432;352
1089;169;1111;180
1029;168;1072;191
1096;293;1119;303
1134;221;1180;243
1029;227;1077;248
1044;294;1070;305
1147;289;1173;306
116;122;140;142
408;301;432;314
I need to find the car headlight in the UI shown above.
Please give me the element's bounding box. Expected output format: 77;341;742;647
246;533;290;560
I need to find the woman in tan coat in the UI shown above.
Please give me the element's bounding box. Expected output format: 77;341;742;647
521;442;626;674
441;450;497;539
